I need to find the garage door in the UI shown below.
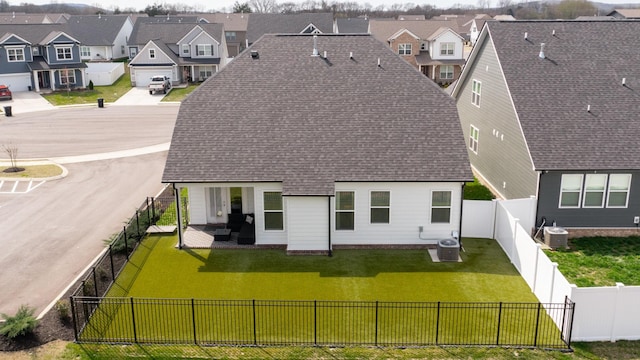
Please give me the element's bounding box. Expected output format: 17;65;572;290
0;73;32;92
132;68;174;87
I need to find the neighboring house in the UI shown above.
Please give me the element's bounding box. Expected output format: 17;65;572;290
128;22;228;86
468;14;492;45
335;17;369;34
452;20;640;236
246;13;334;45
0;24;86;92
193;13;249;57
66;15;134;61
606;8;640;19
0;13;54;24
368;19;465;85
163;34;472;253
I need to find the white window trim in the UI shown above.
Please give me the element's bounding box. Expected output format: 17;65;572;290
440;42;455;55
369;190;390;225
606;174;631;208
469;125;479;154
582;174;607;208
430;190;452;224
55;46;73;60
182;44;189;55
263;191;284;231
6;46;25;62
59;69;76;85
398;43;412;55
335;191;355;231
149;48;156;59
559;174;583;209
195;44;214;57
472;79;481;107
80;46;91;57
440;65;454;80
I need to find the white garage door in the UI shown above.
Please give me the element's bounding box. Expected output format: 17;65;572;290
132;68;174;87
0;73;32;92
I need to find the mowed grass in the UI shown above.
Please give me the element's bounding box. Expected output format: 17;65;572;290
545;236;640;287
162;83;200;102
42;71;132;105
108;236;536;302
0;164;63;178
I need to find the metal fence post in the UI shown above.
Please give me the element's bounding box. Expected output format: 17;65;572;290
496;302;503;345
435;302;440;344
109;246;115;281
314;300;317;346
252;299;257;345
374;301;379;346
92;268;98;297
151;197;156;223
136;211;140;238
70;296;78;342
534;302;541;346
130;297;137;343
192;298;197;345
123;226;129;259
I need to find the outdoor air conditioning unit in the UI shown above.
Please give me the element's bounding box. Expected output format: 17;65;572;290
544;227;568;249
437;238;459;261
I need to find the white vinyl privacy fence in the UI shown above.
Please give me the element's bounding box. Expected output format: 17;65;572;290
462;198;640;342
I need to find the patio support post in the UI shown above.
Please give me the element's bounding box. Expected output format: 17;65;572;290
32;70;40;92
81;68;86;88
459;182;465;249
174;183;184;249
49;70;56;91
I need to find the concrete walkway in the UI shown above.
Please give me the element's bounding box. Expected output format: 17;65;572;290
112;87;168;106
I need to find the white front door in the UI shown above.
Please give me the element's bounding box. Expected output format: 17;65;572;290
207;187;228;224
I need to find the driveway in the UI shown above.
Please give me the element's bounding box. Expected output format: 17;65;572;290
0;105;178;317
0;91;55;115
112;87;169;106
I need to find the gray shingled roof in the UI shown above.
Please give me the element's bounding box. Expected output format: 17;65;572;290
368;19;461;43
65;15;129;46
485;20;640;170
163;34;472;195
246;13;334;44
0;23;68;44
129;22;223;46
336;17;369;33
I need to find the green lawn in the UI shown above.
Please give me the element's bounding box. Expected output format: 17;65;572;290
162;83;200;102
108;236;536;302
545;236;640;287
42;71;132;105
464;177;496;200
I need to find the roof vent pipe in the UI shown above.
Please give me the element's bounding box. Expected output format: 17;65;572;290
323;50;327;59
311;35;319;57
587;104;591;112
552;29;556;36
349;51;353;59
377;58;381;67
524;32;528;40
539;43;545;59
622;77;626;86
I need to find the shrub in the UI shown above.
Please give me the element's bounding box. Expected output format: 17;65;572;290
88;80;94;90
55;300;70;320
464;178;496;200
0;305;38;339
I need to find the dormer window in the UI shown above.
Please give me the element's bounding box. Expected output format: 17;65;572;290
182;44;189;55
56;46;73;60
301;24;321;34
32;46;39;56
7;47;25;62
149;48;156;59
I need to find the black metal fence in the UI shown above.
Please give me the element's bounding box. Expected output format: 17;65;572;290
70;185;178;299
70;296;574;350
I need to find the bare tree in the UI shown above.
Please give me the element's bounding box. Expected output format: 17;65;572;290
2;143;21;173
249;0;278;13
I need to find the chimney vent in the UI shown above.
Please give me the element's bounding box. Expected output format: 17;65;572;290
538;43;546;59
622;77;626;86
377;58;381;67
552;29;556;36
250;50;259;59
587;104;591;112
524;32;528;40
349;51;353;59
323;50;327;59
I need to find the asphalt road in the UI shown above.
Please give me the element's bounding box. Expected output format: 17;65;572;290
0;105;179;316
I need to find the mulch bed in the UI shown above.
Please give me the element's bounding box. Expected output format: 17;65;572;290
0;250;130;352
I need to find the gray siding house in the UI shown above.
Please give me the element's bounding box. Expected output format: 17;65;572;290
452;20;640;236
163;34;472;253
66;14;134;61
0;24;87;92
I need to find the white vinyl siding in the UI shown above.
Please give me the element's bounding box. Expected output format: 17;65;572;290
286;197;329;251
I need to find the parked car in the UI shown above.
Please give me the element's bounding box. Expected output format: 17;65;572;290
148;76;171;95
0;85;11;100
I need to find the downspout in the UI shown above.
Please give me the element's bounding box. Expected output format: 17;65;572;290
459;182;465;251
174;183;184;249
327;195;332;257
534;171;543;236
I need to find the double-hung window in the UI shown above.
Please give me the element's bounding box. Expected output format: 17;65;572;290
370;191;390;224
336;191;355;230
472;79;481;106
149;48;155;59
398;43;411;55
583;174;607;207
196;44;213;56
80;46;91;57
440;42;455;55
607;174;631;207
431;191;452;223
263;192;283;230
559;174;583;208
440;65;454;80
469;125;479;154
59;69;75;85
